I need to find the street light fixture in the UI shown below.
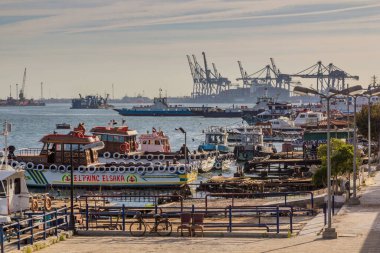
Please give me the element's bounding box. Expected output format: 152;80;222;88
294;85;343;239
294;85;363;239
363;86;380;177
175;127;188;164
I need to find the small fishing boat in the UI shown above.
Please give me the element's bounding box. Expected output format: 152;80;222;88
0;163;30;223
12;125;197;188
90;122;224;173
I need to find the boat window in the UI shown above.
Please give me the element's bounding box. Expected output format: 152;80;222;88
64;144;71;151
299;114;305;118
72;144;80;150
155;140;161;145
1;180;7;197
309;114;317;118
56;144;62;151
14;178;21;195
142;140;147;145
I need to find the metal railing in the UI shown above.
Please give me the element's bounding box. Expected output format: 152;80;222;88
0;207;68;253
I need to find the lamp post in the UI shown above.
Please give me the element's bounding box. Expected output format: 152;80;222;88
294;84;362;239
363;86;380;177
175;127;188;164
343;86;380;205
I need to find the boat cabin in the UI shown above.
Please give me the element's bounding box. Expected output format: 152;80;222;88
16;130;103;166
91;125;138;154
294;111;326;127
0;165;29;219
139;129;171;153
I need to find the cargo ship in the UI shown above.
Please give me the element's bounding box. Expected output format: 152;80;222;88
71;94;113;109
114;90;207;117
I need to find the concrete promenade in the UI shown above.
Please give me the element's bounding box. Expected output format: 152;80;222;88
39;173;380;253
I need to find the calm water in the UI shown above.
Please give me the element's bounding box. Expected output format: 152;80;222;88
0;103;245;151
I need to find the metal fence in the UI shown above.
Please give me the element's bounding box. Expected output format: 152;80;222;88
0;207;69;253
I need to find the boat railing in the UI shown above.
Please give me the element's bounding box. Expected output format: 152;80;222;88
16;148;43;157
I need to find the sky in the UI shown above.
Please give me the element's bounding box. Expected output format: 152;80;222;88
0;0;379;99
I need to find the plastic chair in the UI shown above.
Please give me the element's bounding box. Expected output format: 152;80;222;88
177;213;192;236
191;213;205;237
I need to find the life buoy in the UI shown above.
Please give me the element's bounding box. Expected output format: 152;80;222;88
122;154;129;160
78;165;86;173
44;197;52;211
177;165;186;174
88;165;96;174
146;154;154;161
146;166;155;174
158;165;166;173
113;152;121;159
49;164;58;172
158;154;165;161
36;164;44;171
129;166;136;174
31;199;38;212
137;166;145;174
118;166;126;173
58;165;66;173
120;143;130;153
103;152;111;159
133;154;141;161
26;162;34;170
168;166;177;174
109;166;117;173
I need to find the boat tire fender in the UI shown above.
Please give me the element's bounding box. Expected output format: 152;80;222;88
137;166;145;174
146;165;155;174
103;152;111;159
129;166;136;174
26;162;34;170
158;154;165;161
177;165;186;174
49;164;58;172
36;164;44;171
146;154;154;161
109;166;117;173
118;166;126;173
88;165;96;174
133;154;141;161
58;165;66;173
78;165;86;173
113;152;121;159
168;166;177;174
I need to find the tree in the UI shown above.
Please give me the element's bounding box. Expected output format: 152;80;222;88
313;139;361;190
356;104;380;142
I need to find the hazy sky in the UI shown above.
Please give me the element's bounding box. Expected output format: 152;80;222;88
0;0;379;99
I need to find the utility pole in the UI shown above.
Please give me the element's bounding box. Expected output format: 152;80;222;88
112;83;114;100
